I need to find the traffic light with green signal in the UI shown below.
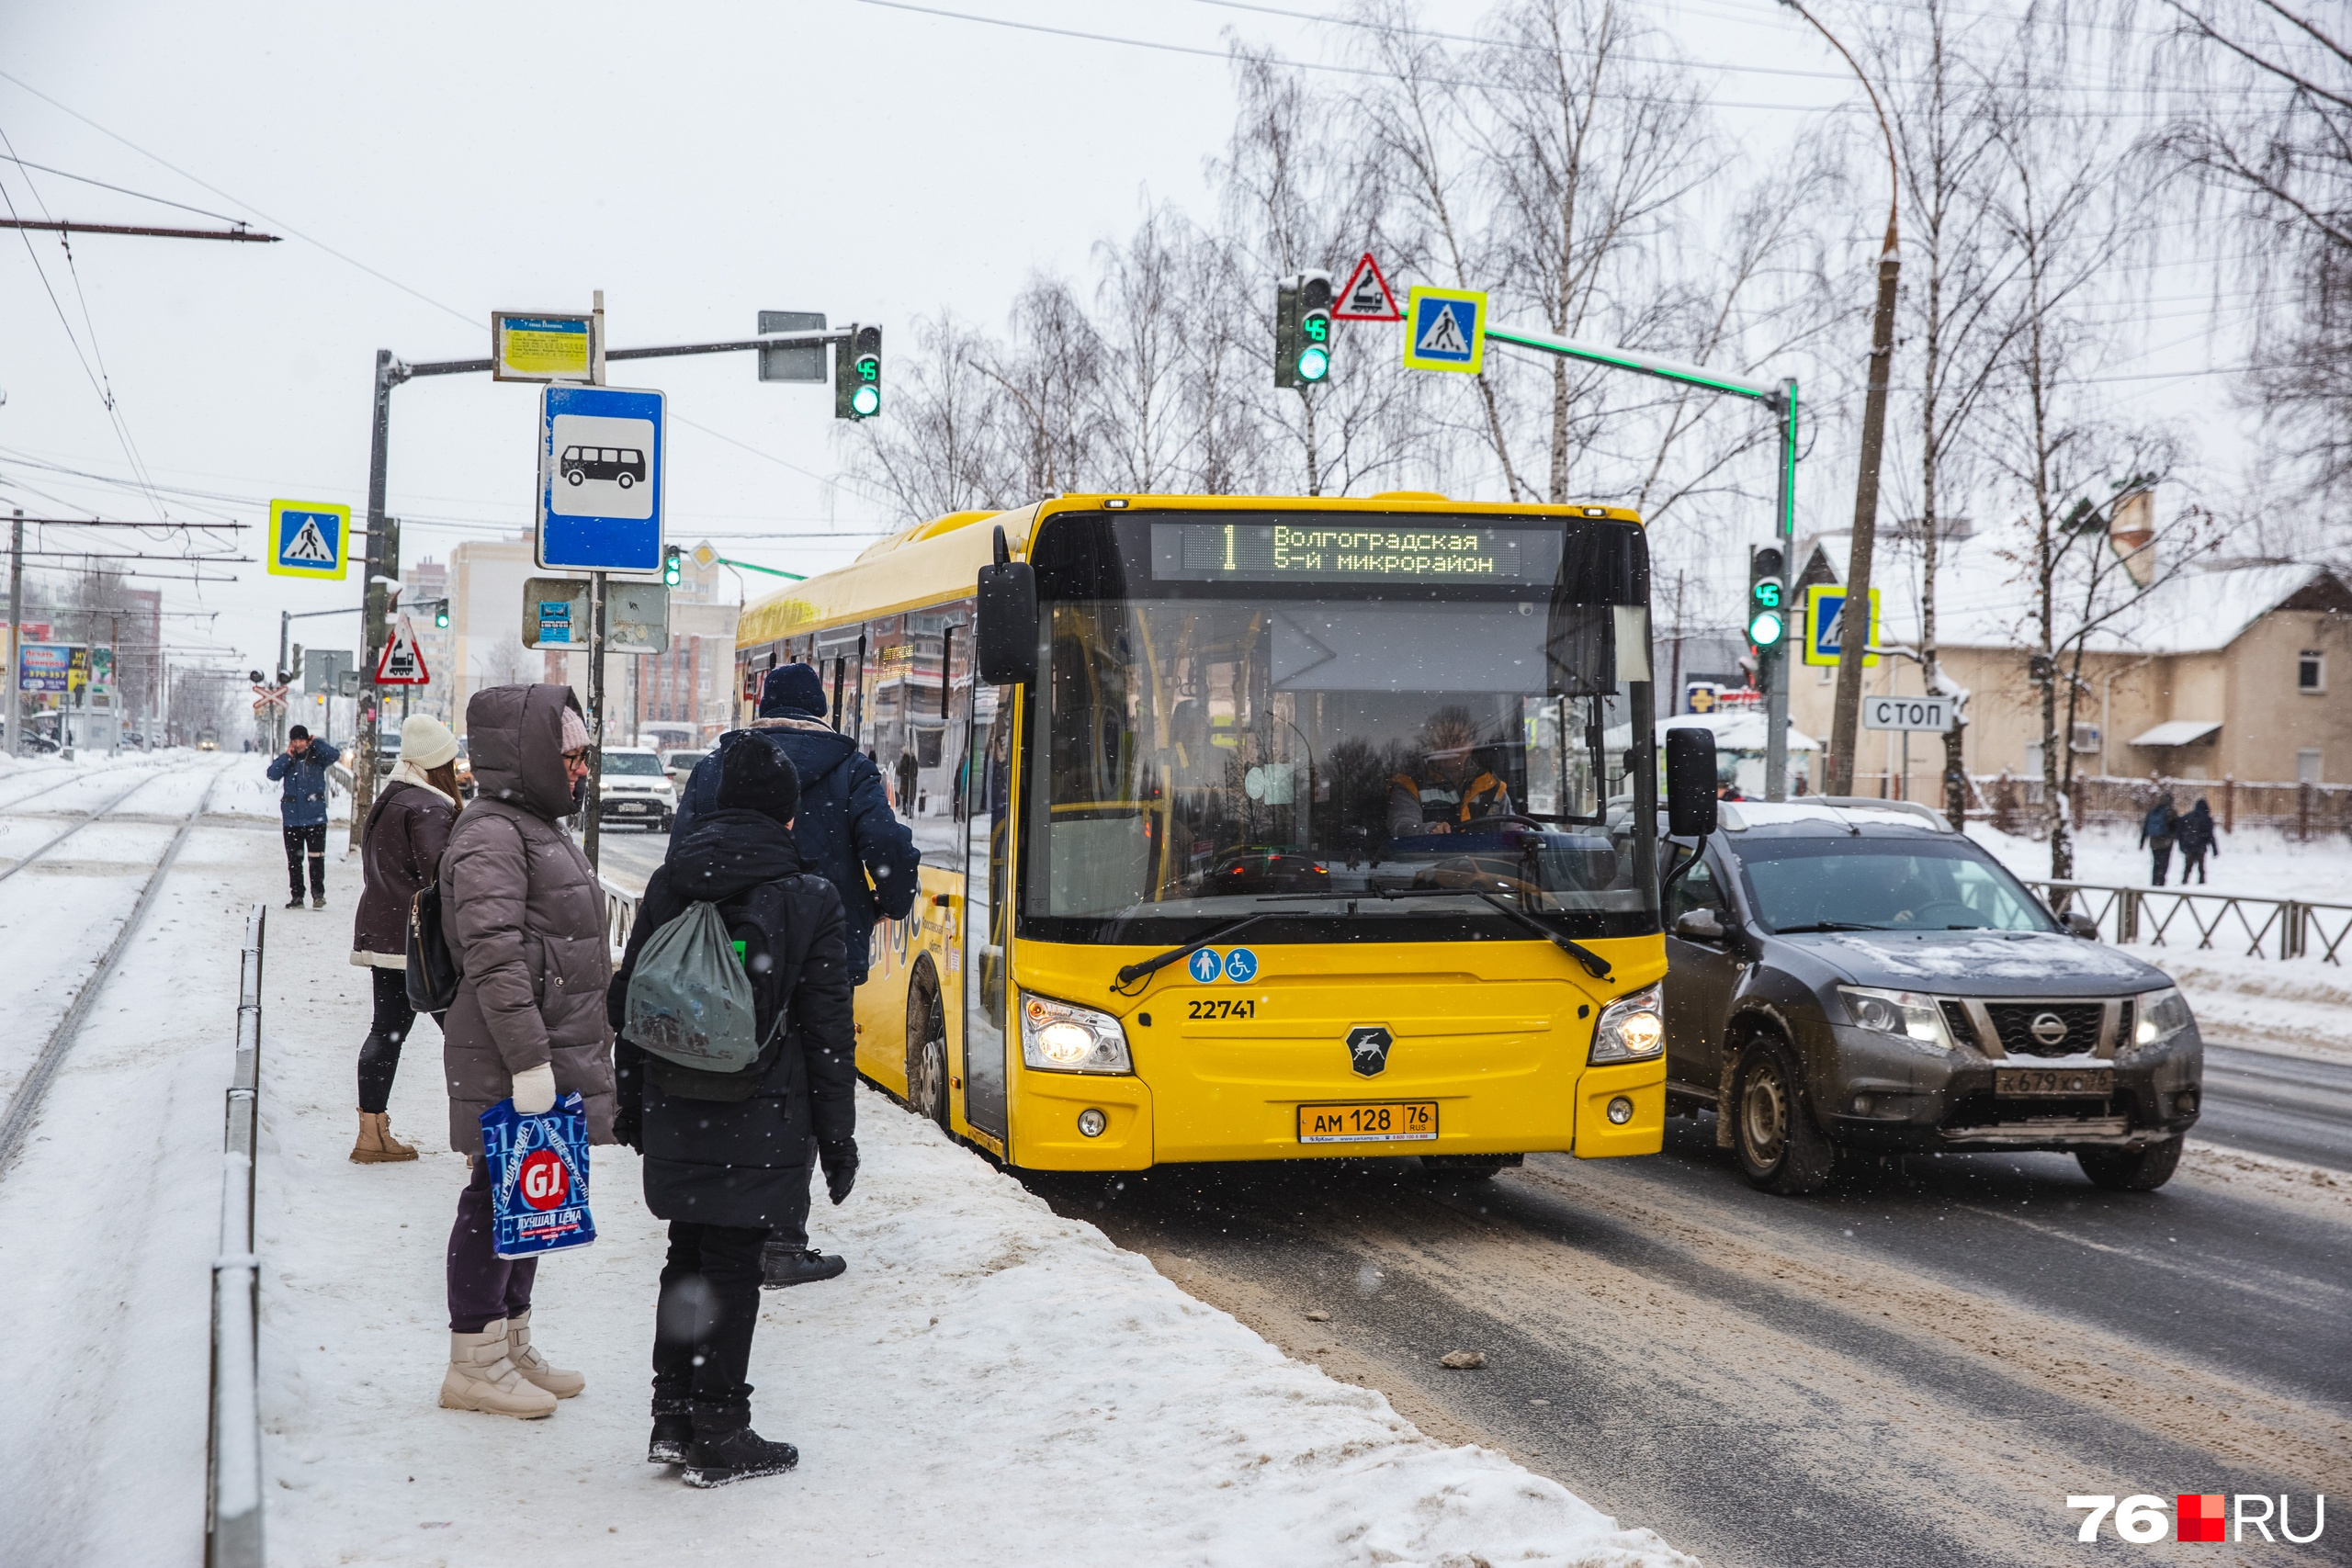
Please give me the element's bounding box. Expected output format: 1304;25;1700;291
1275;271;1335;389
434;601;450;629
835;324;882;420
1747;542;1788;657
662;546;683;588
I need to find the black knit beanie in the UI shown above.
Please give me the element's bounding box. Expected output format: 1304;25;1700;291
717;739;801;824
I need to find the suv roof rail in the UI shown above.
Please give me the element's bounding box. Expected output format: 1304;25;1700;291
1809;795;1952;831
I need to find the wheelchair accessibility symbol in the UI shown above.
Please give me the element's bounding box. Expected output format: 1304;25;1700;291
1224;948;1259;983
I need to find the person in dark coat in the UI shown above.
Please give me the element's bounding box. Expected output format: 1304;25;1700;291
670;661;916;1289
2139;791;2179;886
609;739;857;1487
346;714;462;1164
266;724;342;909
2176;797;2220;885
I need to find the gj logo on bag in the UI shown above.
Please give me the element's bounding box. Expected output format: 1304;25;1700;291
479;1091;596;1260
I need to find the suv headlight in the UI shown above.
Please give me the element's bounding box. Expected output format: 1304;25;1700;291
1589;985;1664;1064
1020;993;1133;1075
1836;986;1951;1048
2132;986;2194;1052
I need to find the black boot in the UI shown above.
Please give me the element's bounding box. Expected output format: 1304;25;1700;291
760;1241;847;1290
681;1388;797;1488
648;1388;693;1465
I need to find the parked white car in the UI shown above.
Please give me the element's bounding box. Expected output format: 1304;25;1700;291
597;746;677;831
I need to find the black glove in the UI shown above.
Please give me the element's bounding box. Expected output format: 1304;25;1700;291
819;1139;859;1205
612;1105;642;1152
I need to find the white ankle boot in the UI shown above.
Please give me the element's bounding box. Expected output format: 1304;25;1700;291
506;1308;585;1399
439;1317;558;1418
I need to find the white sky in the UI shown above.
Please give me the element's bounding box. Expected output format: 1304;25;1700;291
0;0;2248;688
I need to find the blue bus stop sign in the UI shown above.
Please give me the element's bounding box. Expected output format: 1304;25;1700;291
537;384;665;572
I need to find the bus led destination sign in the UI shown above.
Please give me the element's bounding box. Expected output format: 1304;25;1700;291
1151;521;1563;584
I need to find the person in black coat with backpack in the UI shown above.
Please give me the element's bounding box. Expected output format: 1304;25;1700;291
607;740;858;1488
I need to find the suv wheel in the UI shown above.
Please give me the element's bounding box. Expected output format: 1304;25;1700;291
2077;1137;2182;1192
1733;1034;1836;1196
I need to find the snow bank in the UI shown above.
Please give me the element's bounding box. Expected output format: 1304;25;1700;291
252;830;1691;1566
1970;819;2352;905
211;750;353;824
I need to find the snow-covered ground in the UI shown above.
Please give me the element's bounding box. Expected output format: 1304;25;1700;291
1973;820;2352;1061
4;753;1694;1568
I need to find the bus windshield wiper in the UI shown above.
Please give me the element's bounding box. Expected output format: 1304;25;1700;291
1257;887;1612;980
1110;912;1277;996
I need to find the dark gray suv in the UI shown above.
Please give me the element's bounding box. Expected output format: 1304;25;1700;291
1659;798;2202;1195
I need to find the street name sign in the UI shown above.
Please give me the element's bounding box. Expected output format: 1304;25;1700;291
537;384;665;573
267;501;349;581
1863;694;1952;732
1333;254;1402;321
1400;287;1487;373
376;617;430;685
493;311;597;383
1803;583;1881;668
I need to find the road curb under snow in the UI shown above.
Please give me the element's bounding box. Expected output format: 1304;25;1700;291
237;798;1693;1566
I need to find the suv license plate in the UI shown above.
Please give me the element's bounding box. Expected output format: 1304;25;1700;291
1297;1100;1437;1144
1996;1067;2113;1097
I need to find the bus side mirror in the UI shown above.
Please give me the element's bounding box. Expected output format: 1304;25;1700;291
1665;728;1718;840
976;525;1038;685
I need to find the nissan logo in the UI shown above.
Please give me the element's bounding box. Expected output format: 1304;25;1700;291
2030;1011;2070;1048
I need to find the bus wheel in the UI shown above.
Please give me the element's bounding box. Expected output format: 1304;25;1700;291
1733;1033;1834;1196
904;968;949;1130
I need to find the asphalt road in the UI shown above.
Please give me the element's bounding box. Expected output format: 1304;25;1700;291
1030;1126;2352;1568
2196;1041;2352;1173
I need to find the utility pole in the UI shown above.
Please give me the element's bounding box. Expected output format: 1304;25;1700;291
582;291;609;870
1782;0;1900;797
6;510;21;757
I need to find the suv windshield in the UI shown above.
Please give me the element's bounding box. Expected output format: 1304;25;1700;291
1732;835;2056;933
602;752;664;776
1022;510;1658;942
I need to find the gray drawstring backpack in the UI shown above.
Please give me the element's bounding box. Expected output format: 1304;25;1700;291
623;901;768;1072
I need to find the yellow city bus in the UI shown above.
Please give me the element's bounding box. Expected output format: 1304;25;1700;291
732;494;1681;1174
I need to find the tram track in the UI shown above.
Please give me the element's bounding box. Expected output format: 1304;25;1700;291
0;766;197;887
0;771;220;1174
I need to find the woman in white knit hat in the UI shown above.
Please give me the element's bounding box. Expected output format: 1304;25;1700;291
347;713;464;1162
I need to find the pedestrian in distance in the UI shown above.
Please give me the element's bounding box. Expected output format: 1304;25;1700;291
671;661;916;1290
435;685;615;1420
266;724;341;909
346;715;464;1165
609;738;857;1487
2139;789;2179;887
2177;797;2220;885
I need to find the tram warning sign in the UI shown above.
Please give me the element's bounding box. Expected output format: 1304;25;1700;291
267;501;349;581
1400;287;1486;373
375;617;430;685
1333;254;1402;321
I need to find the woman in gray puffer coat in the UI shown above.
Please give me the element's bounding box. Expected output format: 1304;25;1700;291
435;682;616;1420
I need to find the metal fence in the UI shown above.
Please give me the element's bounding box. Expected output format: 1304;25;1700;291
207;903;266;1567
2025;880;2352;965
1980;772;2352;839
602;876;640;958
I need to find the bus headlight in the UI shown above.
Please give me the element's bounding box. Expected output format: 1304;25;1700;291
1021;993;1133;1075
1589;985;1664;1064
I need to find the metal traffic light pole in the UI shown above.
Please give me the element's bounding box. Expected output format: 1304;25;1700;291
1482;324;1800;800
353;317;859;860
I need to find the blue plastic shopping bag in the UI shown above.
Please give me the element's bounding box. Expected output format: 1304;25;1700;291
479;1091;597;1261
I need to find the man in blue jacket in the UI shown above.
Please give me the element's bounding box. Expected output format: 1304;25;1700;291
266;725;342;909
671;663;919;1287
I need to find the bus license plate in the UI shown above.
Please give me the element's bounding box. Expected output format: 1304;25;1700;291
1297;1100;1438;1144
1995;1067;2112;1097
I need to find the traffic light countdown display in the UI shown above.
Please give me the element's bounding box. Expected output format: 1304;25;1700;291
1275;272;1334;389
1747;543;1787;687
835;324;882;420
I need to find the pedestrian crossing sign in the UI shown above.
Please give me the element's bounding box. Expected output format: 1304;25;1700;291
268;500;349;580
1400;287;1486;374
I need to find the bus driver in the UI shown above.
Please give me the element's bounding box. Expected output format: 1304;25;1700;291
1386;705;1514;837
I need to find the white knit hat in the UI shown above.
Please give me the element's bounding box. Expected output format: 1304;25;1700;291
399;713;458;770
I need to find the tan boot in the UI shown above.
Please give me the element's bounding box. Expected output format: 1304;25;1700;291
349;1111;419;1164
506;1308;585;1399
439;1319;558;1418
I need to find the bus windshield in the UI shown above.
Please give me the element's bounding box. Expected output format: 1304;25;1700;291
1022;511;1658;943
